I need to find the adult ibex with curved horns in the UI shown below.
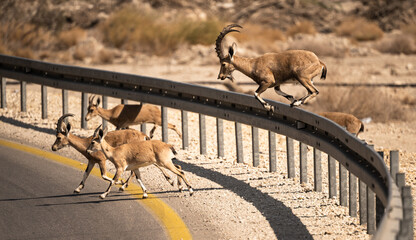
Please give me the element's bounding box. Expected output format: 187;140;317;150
215;24;327;112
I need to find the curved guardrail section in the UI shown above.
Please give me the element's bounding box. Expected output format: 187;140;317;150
0;54;407;239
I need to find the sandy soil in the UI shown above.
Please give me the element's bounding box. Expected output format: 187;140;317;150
1;54;415;239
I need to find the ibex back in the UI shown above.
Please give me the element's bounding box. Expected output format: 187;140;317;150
85;95;182;139
215;24;327;112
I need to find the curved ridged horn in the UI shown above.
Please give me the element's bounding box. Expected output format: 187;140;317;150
89;95;96;105
215;24;242;59
56;113;74;132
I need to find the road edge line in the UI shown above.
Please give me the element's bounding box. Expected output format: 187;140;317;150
0;138;192;240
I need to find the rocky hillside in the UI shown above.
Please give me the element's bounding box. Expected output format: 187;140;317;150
1;0;415;33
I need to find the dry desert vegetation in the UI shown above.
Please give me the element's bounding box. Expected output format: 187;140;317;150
1;0;416;239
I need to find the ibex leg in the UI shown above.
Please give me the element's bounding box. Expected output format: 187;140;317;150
254;84;274;112
154;163;175;186
100;168;123;199
74;161;94;193
274;86;295;103
293;76;319;107
133;169;148;198
162;160;193;196
149;125;158;139
119;170;135;191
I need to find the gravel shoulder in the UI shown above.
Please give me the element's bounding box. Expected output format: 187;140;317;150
1;57;415;239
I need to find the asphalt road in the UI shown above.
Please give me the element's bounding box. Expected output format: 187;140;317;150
0;145;167;240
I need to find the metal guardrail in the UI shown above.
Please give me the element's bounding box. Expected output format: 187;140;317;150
0;54;412;239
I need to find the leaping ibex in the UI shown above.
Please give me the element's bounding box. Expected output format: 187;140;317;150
215;24;327;112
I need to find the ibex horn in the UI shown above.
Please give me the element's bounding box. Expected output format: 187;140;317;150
215;24;242;59
89;95;97;105
56;113;75;132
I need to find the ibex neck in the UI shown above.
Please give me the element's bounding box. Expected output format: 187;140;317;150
97;107;113;121
67;133;91;155
232;55;254;79
100;141;114;160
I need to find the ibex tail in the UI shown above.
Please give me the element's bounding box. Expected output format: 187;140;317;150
320;60;327;80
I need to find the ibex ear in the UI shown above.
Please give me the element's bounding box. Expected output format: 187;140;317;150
96;97;101;106
102;126;108;139
66;122;72;135
228;42;237;60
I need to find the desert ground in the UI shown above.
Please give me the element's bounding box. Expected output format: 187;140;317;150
0;51;415;239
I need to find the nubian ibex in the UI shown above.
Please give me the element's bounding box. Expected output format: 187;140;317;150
319;112;364;137
85;95;182;139
87;125;193;199
215;24;327;112
51;113;150;194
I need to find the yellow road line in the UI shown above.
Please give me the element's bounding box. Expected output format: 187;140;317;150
0;138;192;240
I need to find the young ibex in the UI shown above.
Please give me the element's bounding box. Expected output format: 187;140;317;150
52;113;150;194
215;24;327;112
319;112;364;137
86;125;193;199
85;95;182;139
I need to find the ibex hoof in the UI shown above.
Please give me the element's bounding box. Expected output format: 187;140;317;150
169;180;175;186
100;193;107;199
143;192;148;199
119;186;125;192
265;104;274;112
73;188;81;194
290;100;302;107
189;188;194;196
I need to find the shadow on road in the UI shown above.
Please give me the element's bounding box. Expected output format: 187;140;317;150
174;159;313;240
0;116;55;135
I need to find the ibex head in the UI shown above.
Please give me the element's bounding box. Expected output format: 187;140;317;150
85;95;101;121
215;24;242;82
87;124;107;155
52;113;75;151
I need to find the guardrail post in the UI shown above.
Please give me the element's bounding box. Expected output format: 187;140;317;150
349;172;357;217
399;186;414;239
217;118;224;158
390;150;399;182
300;142;308;183
1;77;6;108
396;172;406;190
81;92;88;129
235;122;243;163
367;187;376;234
269;131;276;172
339;163;347;206
199;114;206;155
102;95;108;129
286;137;295;178
313;148;322;192
252;126;259;167
20;81;26;112
41;85;47;119
359;180;367;225
376;151;385;228
161;106;168;143
328;155;337;198
62;90;68;115
181;110;188;150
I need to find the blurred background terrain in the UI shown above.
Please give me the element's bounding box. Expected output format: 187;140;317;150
1;0;415;130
